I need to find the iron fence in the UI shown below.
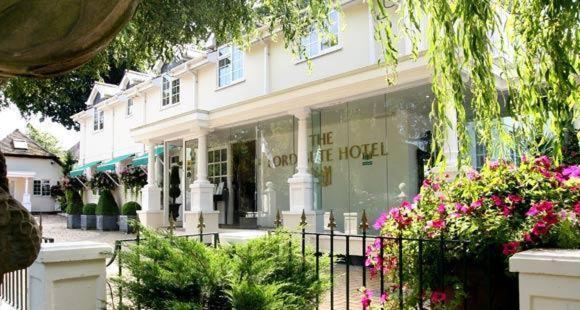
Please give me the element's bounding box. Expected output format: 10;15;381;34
0;237;54;310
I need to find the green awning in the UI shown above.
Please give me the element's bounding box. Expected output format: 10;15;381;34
132;146;164;166
69;160;101;177
96;153;134;172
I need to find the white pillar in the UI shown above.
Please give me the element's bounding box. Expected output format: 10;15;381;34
22;177;32;211
283;109;323;232
28;241;111;310
138;142;163;229
510;249;580;309
185;131;218;236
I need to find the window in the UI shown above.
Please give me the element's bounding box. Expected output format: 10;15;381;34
93;108;104;131
208;148;227;185
300;10;340;59
218;46;244;87
12;139;28;150
33;179;51;196
127;98;134;116
162;75;180;106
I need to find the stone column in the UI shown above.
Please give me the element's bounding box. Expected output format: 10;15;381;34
138;142;163;229
184;131;218;236
28;241;111;310
22;177;31;211
283;109;323;232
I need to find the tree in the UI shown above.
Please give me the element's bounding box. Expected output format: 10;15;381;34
25;124;64;159
1;0;577;163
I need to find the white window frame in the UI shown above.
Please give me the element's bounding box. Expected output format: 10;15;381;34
217;45;245;89
298;10;341;61
93;108;104;132
208;148;227;185
126;98;134;116
162;75;180;107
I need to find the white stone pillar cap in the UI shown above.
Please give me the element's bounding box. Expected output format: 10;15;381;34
509;249;580;277
36;241;113;263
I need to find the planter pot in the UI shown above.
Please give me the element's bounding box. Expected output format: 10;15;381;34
169;203;181;220
81;215;96;230
96;215;119;231
119;215;137;233
67;214;81;229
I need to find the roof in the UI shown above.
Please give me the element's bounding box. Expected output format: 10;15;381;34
0;129;61;164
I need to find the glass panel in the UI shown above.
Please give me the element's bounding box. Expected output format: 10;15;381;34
166;139;183;221
257;116;295;227
184;139;197;211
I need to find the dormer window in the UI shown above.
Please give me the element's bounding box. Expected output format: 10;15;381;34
218;46;244;87
300;10;340;59
162;75;180;106
93;108;104;131
13;139;28;150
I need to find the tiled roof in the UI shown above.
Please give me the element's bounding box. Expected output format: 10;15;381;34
0;129;60;161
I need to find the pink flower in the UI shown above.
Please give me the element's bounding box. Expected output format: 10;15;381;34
543;212;559;225
380;292;389;304
422;179;432;188
535;156;552;169
430;291;447;304
523;233;533;243
471;199;483;209
456;203;469;214
563;165;580;179
532;221;549;236
401;200;413;210
489;161;500;170
426;219;446;231
574;202;580;215
502;241;520;256
413;194;422;203
432;183;441;191
373;212;388;230
437;204;446;214
360;288;373;309
491;195;503;206
507;194;523;204
467;169;480;180
502;206;512;217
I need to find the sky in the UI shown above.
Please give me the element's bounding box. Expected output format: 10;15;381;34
0;104;79;150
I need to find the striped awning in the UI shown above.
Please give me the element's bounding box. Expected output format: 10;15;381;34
96;153;134;172
69;160;101;177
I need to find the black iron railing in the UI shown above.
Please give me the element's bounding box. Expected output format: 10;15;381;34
0;237;54;310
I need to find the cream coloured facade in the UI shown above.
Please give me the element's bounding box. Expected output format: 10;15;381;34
72;1;484;232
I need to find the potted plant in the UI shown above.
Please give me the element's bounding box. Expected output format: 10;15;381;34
81;203;97;230
90;171;119;192
65;190;83;229
120;166;147;199
95;189;119;231
119;201;141;233
168;165;181;220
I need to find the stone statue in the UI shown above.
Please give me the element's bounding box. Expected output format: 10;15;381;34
0;0;139;279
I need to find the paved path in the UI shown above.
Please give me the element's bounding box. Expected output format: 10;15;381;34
38;214;386;309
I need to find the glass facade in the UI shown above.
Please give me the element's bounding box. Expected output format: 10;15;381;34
172;84;434;231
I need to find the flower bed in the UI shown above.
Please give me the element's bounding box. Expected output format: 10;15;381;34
362;156;579;309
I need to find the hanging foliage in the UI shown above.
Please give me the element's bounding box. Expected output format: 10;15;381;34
120;166;148;198
90;171;119;192
368;0;578;166
62;175;87;192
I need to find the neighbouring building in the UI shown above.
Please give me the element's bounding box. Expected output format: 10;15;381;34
71;1;504;233
1;129;63;212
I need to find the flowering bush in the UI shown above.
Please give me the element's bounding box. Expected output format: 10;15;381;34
361;156;579;309
89;171;119;192
62;175;87;191
120;166;147;197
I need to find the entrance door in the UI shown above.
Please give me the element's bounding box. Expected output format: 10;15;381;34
231;140;256;226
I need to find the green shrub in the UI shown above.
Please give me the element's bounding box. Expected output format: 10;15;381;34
66;190;83;215
82;203;97;215
121;201;141;216
95;190;119;216
115;228;329;309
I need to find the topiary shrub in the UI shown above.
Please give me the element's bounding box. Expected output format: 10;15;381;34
82;203;97;215
121;201;141;216
96;190;119;216
66;190;83;215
